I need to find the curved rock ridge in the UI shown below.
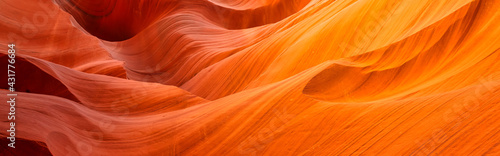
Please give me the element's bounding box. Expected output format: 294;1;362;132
1;0;500;155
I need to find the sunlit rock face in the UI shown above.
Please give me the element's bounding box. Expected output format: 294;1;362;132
1;0;500;155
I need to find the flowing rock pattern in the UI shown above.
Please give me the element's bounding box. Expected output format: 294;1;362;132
1;0;500;155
